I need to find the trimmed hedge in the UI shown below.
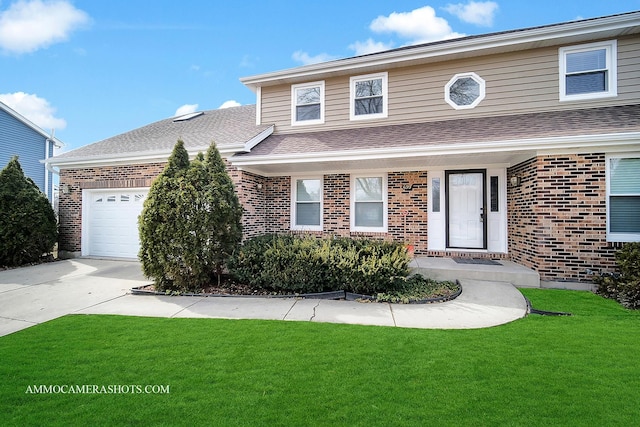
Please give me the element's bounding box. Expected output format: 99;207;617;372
228;234;411;295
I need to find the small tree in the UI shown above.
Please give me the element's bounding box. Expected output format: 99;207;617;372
138;140;243;291
199;143;243;284
138;140;191;290
0;156;58;266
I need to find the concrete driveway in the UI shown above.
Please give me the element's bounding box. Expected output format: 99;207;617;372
0;258;528;337
0;259;151;337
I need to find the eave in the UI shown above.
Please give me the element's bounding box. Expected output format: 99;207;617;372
229;132;640;176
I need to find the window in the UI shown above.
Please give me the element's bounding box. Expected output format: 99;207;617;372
291;81;324;125
351;174;387;232
559;40;617;101
350;72;388;120
607;154;640;242
291;177;322;231
445;72;485;109
432;177;441;213
490;176;499;212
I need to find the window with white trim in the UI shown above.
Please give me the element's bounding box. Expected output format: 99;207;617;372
351;174;387;232
291;81;324;125
607;154;640;242
445;72;485;109
350;72;388;120
559;40;617;101
291;177;322;231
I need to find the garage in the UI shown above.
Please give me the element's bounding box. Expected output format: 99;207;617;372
82;189;149;258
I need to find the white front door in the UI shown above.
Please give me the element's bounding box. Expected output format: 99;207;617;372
447;171;485;249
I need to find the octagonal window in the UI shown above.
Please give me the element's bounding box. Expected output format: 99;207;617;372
445;72;485;109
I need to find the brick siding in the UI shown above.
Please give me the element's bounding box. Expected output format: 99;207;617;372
508;154;618;282
58;155;619;282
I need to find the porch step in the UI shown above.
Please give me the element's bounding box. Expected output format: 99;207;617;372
409;257;540;288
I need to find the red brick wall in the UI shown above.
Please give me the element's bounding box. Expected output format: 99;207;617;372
259;172;430;248
508;154;618;282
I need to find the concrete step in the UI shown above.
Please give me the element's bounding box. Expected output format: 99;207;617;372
409;257;540;288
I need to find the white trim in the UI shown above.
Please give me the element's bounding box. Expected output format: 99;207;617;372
349;72;388;121
350;173;388;232
230;132;640;168
255;87;262;125
444;72;486;109
290;176;323;231
606;152;640;242
291;81;325;126
559;40;617;102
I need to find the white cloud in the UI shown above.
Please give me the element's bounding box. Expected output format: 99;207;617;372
443;1;499;27
0;0;90;54
369;5;464;44
0;91;66;130
292;50;337;65
348;38;394;56
174;103;198;117
218;100;240;109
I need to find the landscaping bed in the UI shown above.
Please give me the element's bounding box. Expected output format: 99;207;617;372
131;275;462;304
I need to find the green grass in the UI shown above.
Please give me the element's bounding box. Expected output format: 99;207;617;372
1;289;639;426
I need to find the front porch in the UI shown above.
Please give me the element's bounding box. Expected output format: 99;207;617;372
410;256;540;288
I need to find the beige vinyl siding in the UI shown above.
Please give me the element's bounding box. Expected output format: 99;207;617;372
260;36;640;133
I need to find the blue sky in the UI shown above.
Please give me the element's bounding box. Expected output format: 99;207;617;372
1;0;639;153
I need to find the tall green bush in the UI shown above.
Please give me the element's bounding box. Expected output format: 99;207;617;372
0;156;58;266
138;140;242;291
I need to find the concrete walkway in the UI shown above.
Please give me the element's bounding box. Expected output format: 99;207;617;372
0;259;528;337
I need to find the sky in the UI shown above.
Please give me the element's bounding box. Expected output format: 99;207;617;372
1;0;639;154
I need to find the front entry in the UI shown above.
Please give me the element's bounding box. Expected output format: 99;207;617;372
446;170;486;249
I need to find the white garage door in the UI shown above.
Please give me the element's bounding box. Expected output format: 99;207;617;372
83;189;149;258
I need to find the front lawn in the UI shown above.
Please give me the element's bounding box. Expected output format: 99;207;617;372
1;289;639;426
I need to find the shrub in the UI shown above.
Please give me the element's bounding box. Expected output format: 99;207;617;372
229;234;411;294
138;141;242;292
0;157;58;267
594;242;640;309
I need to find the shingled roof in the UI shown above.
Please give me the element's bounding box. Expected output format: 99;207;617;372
50;105;272;164
235;104;640;158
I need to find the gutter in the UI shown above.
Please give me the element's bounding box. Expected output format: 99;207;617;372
229;132;640;167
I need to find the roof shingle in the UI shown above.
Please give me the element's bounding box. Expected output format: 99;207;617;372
53;105;269;160
237;105;640;158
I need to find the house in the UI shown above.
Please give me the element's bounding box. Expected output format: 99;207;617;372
47;11;640;285
0;100;63;200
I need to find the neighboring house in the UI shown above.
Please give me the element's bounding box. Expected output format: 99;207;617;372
1;101;63;200
47;11;640;285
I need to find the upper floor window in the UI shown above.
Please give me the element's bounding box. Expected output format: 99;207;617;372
445;72;485;109
291;177;323;231
351;174;387;232
607;154;640;242
291;81;324;125
559;40;617;102
350;72;388;120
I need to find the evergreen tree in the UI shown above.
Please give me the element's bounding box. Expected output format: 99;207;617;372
0;156;58;266
138;140;242;291
138;140;191;289
200;142;243;285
